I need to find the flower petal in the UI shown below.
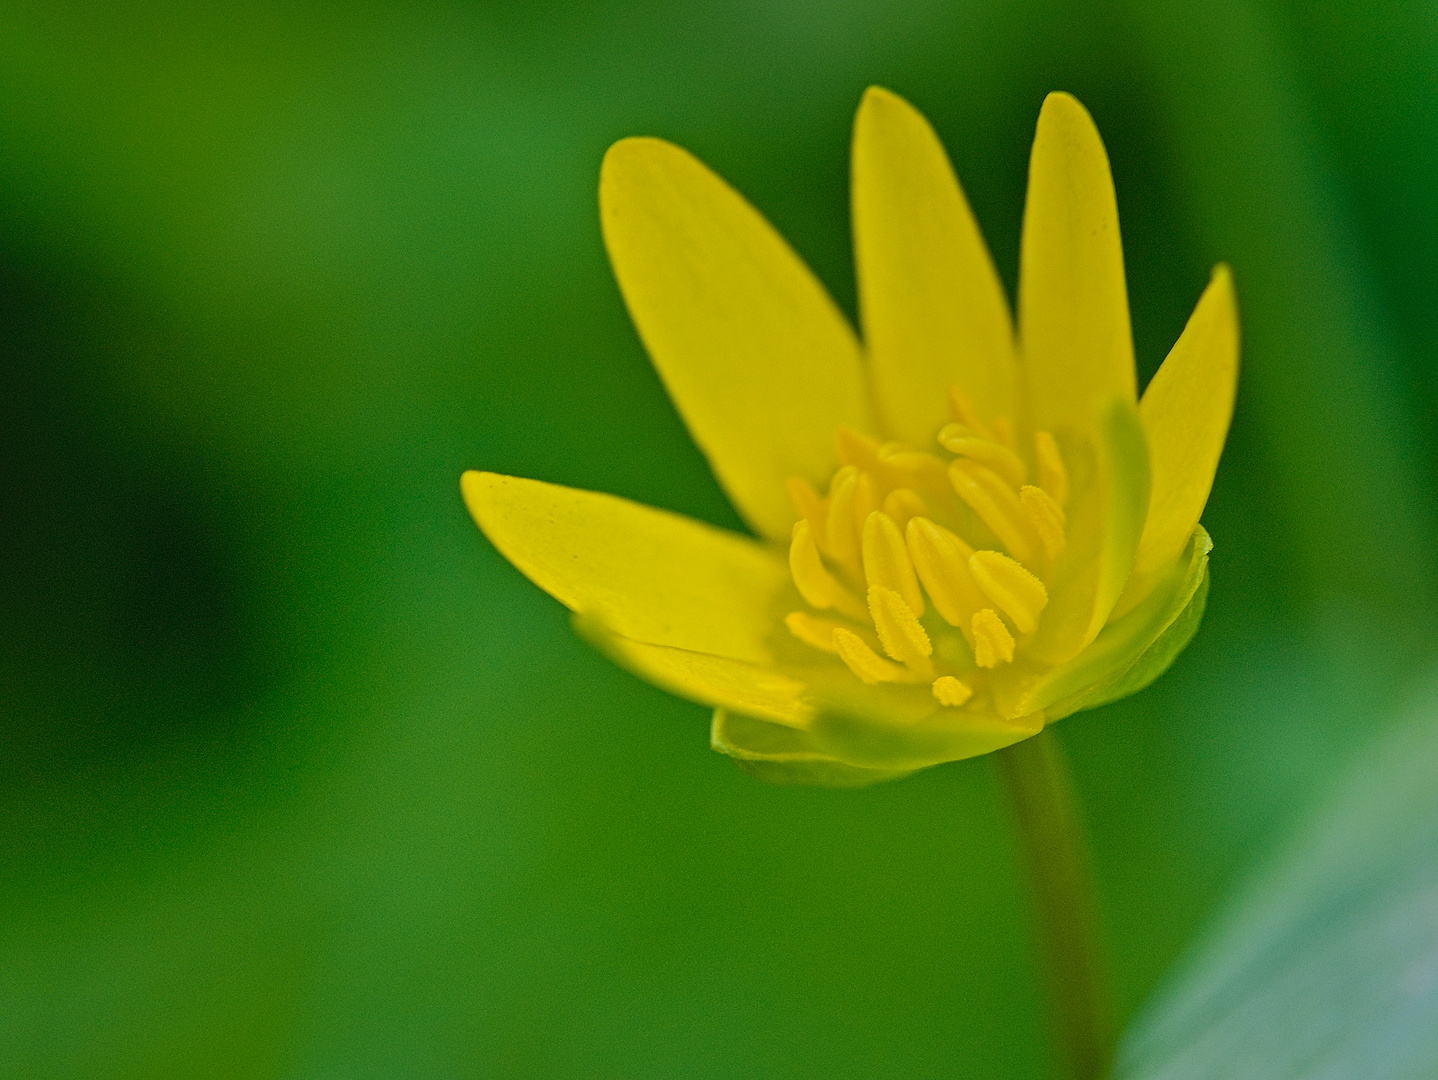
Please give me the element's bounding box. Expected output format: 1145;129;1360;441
1121;266;1238;612
462;471;788;661
1019;93;1137;435
851;86;1018;443
1024;398;1151;666
575;616;811;728
711;710;912;787
600;137;874;540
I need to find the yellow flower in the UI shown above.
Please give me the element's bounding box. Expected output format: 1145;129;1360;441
463;88;1238;787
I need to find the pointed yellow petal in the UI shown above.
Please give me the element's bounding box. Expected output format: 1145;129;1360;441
575;616;811;728
1019;93;1137;434
852;86;1018;443
1124;265;1239;609
601;137;874;540
463;471;787;662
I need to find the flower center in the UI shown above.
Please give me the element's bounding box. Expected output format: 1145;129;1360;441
784;387;1071;710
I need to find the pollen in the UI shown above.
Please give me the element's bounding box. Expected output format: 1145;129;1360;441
931;675;973;708
833;626;906;684
971;608;1016;668
868;586;933;676
861;511;925;615
1020;484;1067;560
968;550;1048;635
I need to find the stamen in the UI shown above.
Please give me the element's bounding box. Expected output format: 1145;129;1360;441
836;426;881;470
852;471;881;532
876;443;950;492
868;587;934;675
968;550;1049;635
947;385;993;440
834;627;905;684
825;467;861;570
949;460;1038;566
786;476;827;547
1034;431;1069;506
971;608;1016;668
784;611;839;652
789;520;866;620
1020;485;1067;560
932;675;973;708
905;517;987;629
938;423;1028;488
882;487;929;528
861;511;925;616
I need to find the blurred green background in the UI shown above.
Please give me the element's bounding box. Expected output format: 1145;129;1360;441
3;1;1437;1076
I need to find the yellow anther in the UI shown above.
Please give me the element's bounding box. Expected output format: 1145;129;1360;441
947;385;993;440
968;550;1049;635
836;426;881;470
905;517;987;629
876;443;950;492
789;520;866;620
785;611;853;653
861;511;925;616
1020;484;1067;561
937;423;1028;489
1034;431;1069;507
949;460;1038;566
852;471;882;532
882;487;928;529
833;627;905;684
826;467;861;570
931;675;973;708
971;608;1016;668
868;587;934;675
786;476;827;544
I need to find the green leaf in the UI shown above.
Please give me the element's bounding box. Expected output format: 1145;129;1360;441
710;710;912;787
1116;691;1438;1079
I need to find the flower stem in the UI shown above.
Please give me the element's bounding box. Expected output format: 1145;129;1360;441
993;727;1113;1080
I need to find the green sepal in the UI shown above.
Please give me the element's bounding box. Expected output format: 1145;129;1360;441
808;682;1044;771
995;525;1212;720
710;710;912;788
1049;563;1209;720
